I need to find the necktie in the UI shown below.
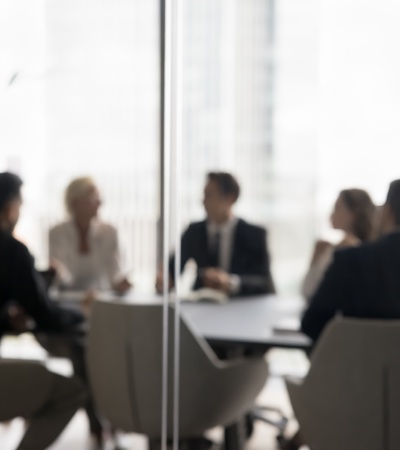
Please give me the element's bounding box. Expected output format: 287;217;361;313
208;231;221;267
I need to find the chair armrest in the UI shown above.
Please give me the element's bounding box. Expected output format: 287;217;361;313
208;356;268;425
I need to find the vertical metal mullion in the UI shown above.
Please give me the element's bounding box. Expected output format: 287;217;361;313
171;0;183;449
161;1;171;450
159;0;166;265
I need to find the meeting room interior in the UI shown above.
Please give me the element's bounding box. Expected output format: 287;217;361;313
1;0;400;450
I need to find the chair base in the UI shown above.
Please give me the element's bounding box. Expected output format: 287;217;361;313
248;405;288;442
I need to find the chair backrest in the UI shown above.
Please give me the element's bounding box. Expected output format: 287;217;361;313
86;300;228;437
300;317;400;450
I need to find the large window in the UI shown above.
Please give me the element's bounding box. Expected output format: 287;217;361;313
181;0;274;224
316;0;400;222
2;0;400;294
0;0;159;291
2;0;400;447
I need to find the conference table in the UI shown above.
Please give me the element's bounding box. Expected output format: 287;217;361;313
181;295;312;351
51;292;310;447
56;291;313;352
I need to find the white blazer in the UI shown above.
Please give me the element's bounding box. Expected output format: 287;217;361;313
49;219;124;290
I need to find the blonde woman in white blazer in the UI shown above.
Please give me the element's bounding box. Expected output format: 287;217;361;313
49;177;131;293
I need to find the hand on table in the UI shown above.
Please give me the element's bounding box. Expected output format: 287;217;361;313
202;268;231;293
113;277;133;295
81;290;97;316
7;305;30;333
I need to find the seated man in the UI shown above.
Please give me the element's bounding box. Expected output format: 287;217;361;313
157;172;275;296
0;172;86;449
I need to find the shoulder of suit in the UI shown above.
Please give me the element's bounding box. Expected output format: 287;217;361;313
0;232;30;261
333;239;378;264
236;218;266;234
186;220;206;232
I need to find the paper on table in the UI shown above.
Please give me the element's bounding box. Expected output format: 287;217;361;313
181;288;228;304
273;317;301;334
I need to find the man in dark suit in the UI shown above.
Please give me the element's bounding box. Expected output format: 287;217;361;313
281;181;400;450
302;179;400;342
0;172;86;449
157;172;275;296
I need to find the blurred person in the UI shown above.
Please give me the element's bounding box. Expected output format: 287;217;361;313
302;188;376;300
281;180;400;450
303;180;400;340
46;176;131;445
0;172;86;450
156;172;275;296
157;172;275;443
49;176;131;294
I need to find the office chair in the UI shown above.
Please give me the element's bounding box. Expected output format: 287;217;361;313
247;404;288;444
87;300;268;450
286;317;400;450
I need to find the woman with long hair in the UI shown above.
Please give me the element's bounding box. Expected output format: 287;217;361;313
302;188;376;300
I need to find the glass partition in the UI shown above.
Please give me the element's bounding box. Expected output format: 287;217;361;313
0;0;159;292
3;0;400;448
176;0;319;293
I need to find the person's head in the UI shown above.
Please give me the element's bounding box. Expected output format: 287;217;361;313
0;172;23;232
65;177;101;223
380;179;400;234
330;188;375;242
203;172;240;223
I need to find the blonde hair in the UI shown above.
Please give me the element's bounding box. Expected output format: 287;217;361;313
65;176;97;215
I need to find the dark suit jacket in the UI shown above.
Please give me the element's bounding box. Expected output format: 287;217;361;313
169;218;275;296
0;230;84;337
302;231;400;341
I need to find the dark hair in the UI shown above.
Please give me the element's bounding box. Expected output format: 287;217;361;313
339;188;376;242
0;172;23;213
386;179;400;226
207;172;240;202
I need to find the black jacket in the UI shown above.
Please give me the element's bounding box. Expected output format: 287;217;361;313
0;230;84;337
169;218;275;296
302;231;400;341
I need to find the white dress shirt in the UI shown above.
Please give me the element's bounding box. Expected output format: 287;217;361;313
49;219;124;290
206;216;240;293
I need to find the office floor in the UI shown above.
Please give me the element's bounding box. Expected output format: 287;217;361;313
0;336;310;450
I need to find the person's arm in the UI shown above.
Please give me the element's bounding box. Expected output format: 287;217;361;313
10;242;84;332
168;225;193;286
106;227;132;293
157;226;192;294
301;251;348;341
237;228;275;296
49;227;74;288
0;304;13;334
301;242;334;300
106;227;123;283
